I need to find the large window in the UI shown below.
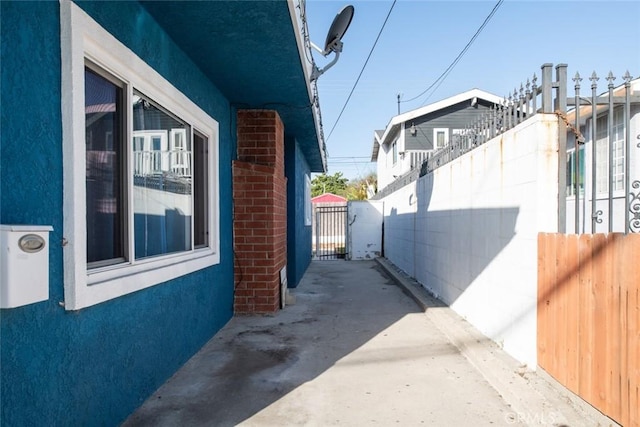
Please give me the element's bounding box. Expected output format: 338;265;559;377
62;2;219;310
84;65;214;265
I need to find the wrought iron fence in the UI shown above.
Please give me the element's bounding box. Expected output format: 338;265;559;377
313;205;348;259
371;168;420;200
565;70;639;234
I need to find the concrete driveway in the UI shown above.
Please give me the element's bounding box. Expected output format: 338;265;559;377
123;260;614;427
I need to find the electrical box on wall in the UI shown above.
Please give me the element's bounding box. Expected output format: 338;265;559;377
1;225;53;309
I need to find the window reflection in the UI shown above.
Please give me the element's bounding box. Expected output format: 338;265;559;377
132;92;192;259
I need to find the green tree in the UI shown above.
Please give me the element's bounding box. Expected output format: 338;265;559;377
311;172;349;197
345;172;377;200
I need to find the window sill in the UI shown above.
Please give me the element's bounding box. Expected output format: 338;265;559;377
64;249;219;311
87;248;216;285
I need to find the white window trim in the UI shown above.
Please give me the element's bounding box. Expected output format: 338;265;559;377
433;128;449;149
60;0;220;310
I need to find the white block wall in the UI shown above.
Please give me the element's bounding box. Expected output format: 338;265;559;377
381;115;559;367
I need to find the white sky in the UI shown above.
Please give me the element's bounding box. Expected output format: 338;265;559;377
305;0;640;180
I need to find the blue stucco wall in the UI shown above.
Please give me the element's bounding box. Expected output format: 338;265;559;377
285;136;312;288
0;2;235;425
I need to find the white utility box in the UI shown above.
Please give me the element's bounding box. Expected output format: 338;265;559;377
1;225;53;308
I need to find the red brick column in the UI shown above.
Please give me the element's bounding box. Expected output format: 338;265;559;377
233;110;287;314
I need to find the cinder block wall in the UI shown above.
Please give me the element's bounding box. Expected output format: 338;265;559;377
233;110;287;313
379;114;559;367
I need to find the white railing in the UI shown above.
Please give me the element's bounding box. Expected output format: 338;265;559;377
133;150;191;177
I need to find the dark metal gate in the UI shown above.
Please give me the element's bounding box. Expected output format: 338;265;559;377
313;205;348;260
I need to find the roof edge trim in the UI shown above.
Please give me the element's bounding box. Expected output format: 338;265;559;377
288;0;327;172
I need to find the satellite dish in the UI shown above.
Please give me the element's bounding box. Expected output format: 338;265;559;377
310;5;354;81
323;5;354;55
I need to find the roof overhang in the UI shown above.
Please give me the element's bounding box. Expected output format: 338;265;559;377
371;130;384;161
311;193;347;203
141;0;327;172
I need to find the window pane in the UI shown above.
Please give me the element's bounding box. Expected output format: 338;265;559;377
567;147;586;197
133;92;192;259
193;131;208;248
612;107;625;191
578;147;585;194
566;151;574;196
85;67;125;265
596;135;608;194
392;141;397;164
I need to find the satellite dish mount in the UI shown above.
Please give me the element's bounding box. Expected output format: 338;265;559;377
310;5;354;82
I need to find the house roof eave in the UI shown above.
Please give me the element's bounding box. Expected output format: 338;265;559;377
139;0;326;172
371;130;384;161
378;88;503;146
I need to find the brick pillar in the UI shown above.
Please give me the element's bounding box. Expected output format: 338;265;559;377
233;110;287;314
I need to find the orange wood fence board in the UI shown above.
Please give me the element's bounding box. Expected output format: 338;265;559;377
566;234;580;392
616;234;628;426
624;235;640;427
537;234;548;366
592;233;609;412
606;234;621;418
556;233;568;384
577;234;594;404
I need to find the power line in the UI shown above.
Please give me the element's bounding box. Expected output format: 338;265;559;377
401;0;504;106
328;160;372;164
325;0;397;142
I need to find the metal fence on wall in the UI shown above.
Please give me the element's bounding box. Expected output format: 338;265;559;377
421;63;556;176
564;70;639;234
418;63;639;234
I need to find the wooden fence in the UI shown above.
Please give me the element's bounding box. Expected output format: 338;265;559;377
537;233;640;426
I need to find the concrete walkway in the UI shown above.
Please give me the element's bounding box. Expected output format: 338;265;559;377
123;260;614;427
